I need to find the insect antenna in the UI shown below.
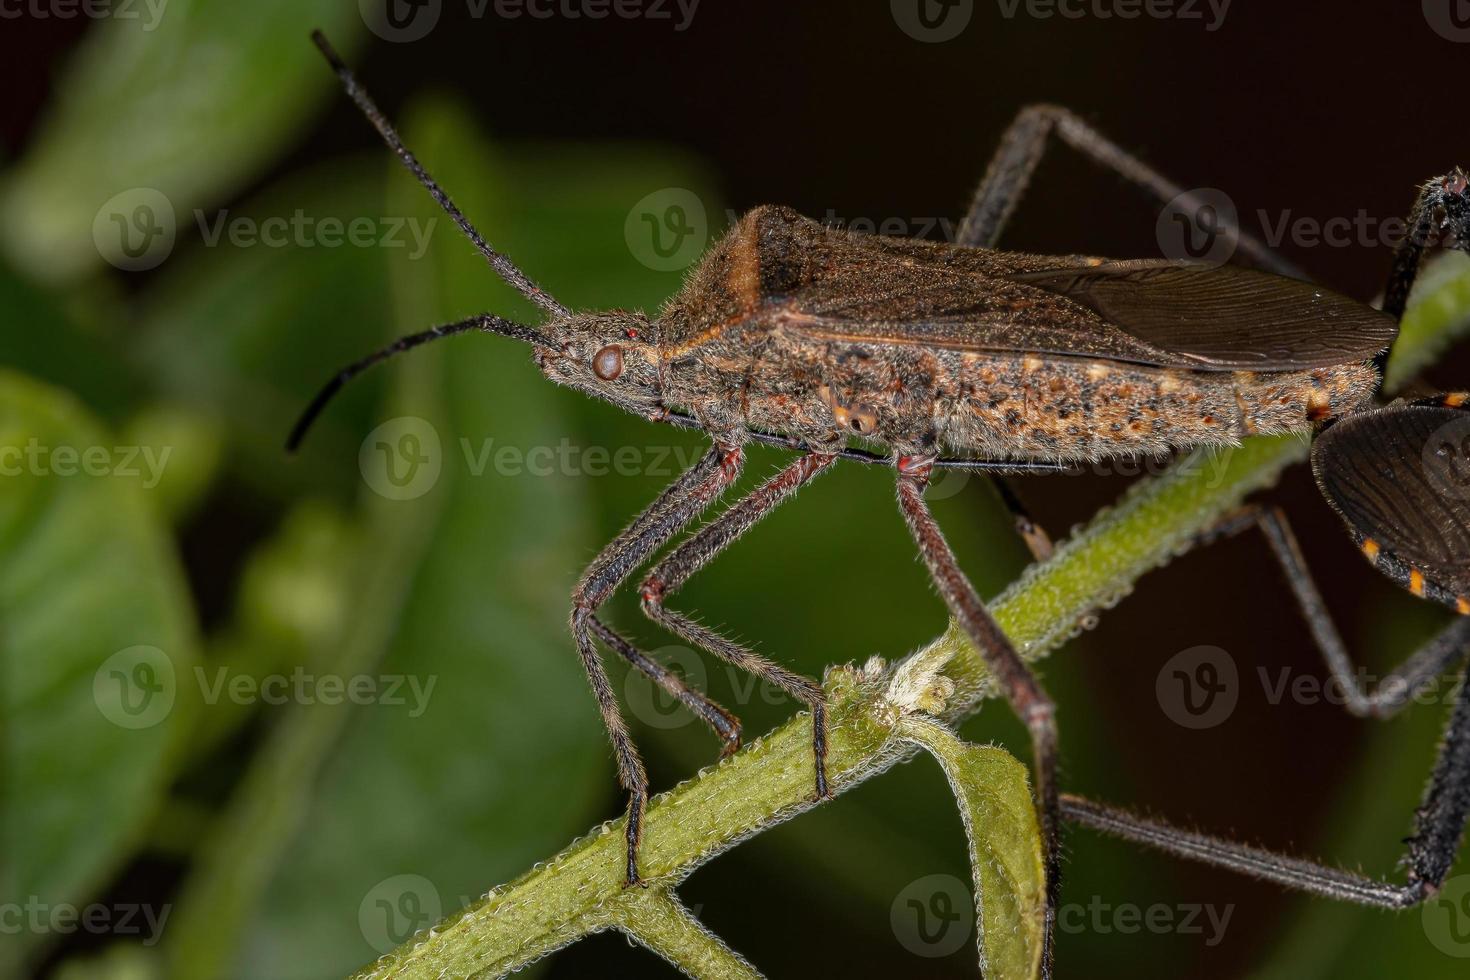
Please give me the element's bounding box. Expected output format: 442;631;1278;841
286;313;546;452
310;30;569;319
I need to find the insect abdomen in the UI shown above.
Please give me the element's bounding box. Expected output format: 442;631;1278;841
934;353;1377;461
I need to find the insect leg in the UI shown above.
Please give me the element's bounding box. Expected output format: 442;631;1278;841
1201;504;1469;718
1062;646;1470;908
588;617;743;756
957;104;1300;277
638;452;839;797
893;454;1061;974
570;442;745;885
1382;169;1470;323
992;475;1054;563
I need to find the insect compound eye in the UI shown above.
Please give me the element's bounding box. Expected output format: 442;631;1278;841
592;344;624;381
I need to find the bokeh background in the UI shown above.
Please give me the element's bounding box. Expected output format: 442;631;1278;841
5;2;1470;978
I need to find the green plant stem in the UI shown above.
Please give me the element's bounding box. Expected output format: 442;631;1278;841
349;259;1470;980
617;889;764;980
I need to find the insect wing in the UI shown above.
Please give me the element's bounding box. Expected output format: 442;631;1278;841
751;208;1395;371
1008;260;1398;370
1312;397;1470;602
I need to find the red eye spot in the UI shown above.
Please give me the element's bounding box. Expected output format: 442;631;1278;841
593;344;624;381
625;328;639;340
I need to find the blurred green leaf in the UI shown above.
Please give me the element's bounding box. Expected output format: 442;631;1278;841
120;405;225;522
183;500;360;766
52;943;163;980
0;371;199;973
134;158;398;499
0;259;140;417
901;716;1047;980
0;0;365;281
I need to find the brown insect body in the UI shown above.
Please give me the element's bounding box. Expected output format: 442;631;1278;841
299;36;1470;952
551;206;1391;461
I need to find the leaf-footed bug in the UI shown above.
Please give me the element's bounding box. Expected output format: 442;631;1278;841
288;32;1470;973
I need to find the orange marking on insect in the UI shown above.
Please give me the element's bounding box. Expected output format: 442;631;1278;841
726;223;763;311
1361;538;1380;562
1457;596;1470;616
1306;389;1332;421
1444;392;1468;407
1409;568;1426;597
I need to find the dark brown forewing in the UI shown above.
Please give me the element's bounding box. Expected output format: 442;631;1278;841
1007;260;1397;370
1312;402;1470;595
749;207;1395;371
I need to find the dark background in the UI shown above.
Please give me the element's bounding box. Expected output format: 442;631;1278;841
5;3;1470;978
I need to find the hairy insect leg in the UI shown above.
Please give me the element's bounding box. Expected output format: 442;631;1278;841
588;618;743;754
893;455;1061;974
1383;169;1470;323
1200;505;1470;718
957;103;1300;277
1063;644;1470;907
639;453;840;798
570;442;745;885
1375;170;1470;379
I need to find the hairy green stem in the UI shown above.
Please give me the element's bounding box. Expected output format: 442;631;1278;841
349;256;1470;980
616;889;764;979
